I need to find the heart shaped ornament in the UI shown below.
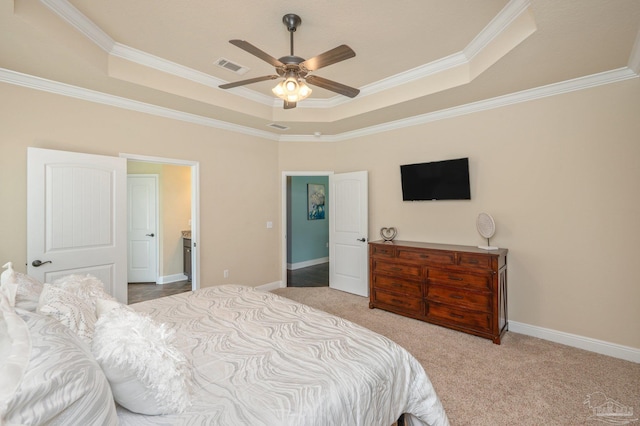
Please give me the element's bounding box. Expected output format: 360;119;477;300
380;227;397;242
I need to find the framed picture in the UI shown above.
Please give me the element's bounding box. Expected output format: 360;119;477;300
307;183;326;220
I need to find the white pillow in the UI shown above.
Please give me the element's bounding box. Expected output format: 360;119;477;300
3;310;118;425
92;304;192;415
52;273;116;309
1;262;43;312
0;292;31;412
37;284;96;344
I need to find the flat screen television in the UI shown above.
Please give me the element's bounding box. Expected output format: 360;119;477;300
400;157;471;201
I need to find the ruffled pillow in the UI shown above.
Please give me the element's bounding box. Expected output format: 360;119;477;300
92;302;192;415
34;274;116;344
51;274;116;310
37;284;96;344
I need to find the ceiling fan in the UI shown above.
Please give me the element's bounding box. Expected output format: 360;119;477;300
218;13;360;109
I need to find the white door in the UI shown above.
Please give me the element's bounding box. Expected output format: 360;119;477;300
127;175;158;283
27;148;128;303
329;171;368;297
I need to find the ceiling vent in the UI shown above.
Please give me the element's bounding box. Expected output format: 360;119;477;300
267;123;289;131
215;57;249;75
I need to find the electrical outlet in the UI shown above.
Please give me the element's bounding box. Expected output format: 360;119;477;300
266;221;273;228
223;269;229;278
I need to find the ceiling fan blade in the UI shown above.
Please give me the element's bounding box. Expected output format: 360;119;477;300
219;75;279;90
283;101;297;110
301;45;356;72
229;40;284;68
305;75;360;98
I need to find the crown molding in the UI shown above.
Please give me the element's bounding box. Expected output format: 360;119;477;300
39;0;533;110
280;67;639;142
2;66;636;143
288;0;534;105
39;0;114;51
464;0;531;61
109;43;273;107
0;68;278;141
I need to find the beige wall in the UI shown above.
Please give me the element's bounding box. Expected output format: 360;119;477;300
0;82;281;288
280;78;640;349
2;76;639;351
127;161;191;279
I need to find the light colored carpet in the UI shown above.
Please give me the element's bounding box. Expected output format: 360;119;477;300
271;287;640;425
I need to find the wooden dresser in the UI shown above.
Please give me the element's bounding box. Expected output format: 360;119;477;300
369;240;508;344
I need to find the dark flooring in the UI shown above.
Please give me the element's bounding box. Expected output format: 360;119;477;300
128;280;192;304
287;263;329;287
128;263;328;304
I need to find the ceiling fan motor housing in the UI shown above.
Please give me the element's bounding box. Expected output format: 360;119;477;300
283;14;301;32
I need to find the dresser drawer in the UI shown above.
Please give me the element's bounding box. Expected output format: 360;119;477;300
427;269;491;290
397;248;455;265
426;285;491;312
457;253;492;269
427;303;491;331
372;275;422;297
373;289;423;314
373;260;423;278
370;244;395;258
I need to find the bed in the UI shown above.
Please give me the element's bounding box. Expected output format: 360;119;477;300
1;266;449;426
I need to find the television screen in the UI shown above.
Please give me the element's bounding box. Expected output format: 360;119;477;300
400;157;470;201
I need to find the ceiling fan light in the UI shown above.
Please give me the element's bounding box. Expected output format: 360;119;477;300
297;82;312;99
272;82;286;97
284;78;298;93
272;76;312;104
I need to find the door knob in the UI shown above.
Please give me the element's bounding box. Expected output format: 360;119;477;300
357;238;366;242
32;260;52;267
146;233;155;237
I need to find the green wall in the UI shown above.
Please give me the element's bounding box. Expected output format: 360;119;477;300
287;176;329;267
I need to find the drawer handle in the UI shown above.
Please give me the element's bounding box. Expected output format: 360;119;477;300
390;267;402;271
391;298;403;305
449;294;464;299
392;282;403;288
448;276;463;281
467;259;479;264
450;313;464;319
420;254;429;258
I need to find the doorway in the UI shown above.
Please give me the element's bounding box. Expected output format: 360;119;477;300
282;170;370;296
282;172;332;288
122;154;199;303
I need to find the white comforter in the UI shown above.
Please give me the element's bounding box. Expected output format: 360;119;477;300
118;285;449;426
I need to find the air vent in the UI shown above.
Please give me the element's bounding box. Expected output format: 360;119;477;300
267;123;289;131
215;57;249;75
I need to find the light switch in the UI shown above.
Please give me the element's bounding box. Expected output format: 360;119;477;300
266;221;273;228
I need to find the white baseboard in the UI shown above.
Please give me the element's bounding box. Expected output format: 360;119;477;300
509;321;639;363
156;273;188;284
287;257;329;270
256;281;284;292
